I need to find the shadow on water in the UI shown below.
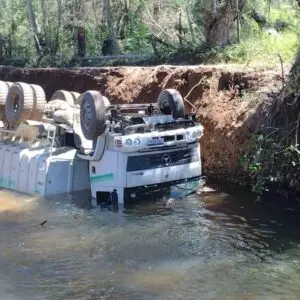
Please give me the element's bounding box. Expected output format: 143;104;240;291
0;186;300;299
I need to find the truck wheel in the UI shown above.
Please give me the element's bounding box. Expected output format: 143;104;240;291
70;92;81;104
80;90;110;140
51;90;74;105
5;82;34;124
77;93;109;105
5;82;13;88
157;89;185;119
0;81;9;120
46;99;70;111
30;84;47;121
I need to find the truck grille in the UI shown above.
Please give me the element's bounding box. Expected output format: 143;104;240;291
155;120;195;131
127;148;199;171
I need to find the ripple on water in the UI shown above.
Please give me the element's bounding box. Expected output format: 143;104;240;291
0;189;300;299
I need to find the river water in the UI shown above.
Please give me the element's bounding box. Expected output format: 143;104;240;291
0;187;300;300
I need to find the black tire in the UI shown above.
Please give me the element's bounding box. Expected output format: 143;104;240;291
80;90;110;140
5;82;34;124
30;84;47;121
157;89;185;119
51;90;74;105
70;91;81;104
0;81;9;120
5;82;13;88
77;93;110;106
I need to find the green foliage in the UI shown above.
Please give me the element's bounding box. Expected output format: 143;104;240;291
0;0;298;67
196;5;299;68
242;81;300;198
269;3;298;23
242;133;300;198
121;6;152;54
240;9;300;198
221;31;297;67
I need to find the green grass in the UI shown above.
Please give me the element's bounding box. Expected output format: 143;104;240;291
217;5;299;69
215;30;298;69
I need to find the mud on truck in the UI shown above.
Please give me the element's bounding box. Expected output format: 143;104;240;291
0;81;203;204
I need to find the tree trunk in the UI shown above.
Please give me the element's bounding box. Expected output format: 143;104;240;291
205;0;246;46
153;0;160;21
102;0;120;55
52;0;62;55
178;12;183;47
212;0;217;15
25;0;43;56
186;5;196;42
40;0;47;32
116;0;130;40
236;0;240;43
77;26;86;57
0;37;3;62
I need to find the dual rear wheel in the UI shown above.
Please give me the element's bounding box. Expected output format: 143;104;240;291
0;81;47;126
1;85;80;126
50;90;80;105
0;81;12;120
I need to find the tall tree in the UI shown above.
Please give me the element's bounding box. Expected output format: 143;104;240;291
53;0;62;55
204;0;246;46
25;0;43;56
102;0;120;54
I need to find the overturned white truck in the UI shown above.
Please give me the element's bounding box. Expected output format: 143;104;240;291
0;81;203;204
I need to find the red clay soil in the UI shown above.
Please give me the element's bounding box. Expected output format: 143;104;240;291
0;65;283;184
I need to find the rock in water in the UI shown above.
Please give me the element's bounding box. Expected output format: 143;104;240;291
163;198;175;208
196;186;216;195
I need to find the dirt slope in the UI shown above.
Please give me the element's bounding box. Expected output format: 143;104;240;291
0;65;283;184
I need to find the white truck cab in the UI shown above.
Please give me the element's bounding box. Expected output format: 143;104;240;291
77;89;204;205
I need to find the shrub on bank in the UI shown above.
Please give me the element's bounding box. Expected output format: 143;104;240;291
242;58;300;201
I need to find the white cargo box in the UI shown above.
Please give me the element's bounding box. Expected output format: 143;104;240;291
0;143;90;196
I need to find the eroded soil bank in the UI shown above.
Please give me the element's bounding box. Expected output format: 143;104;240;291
0;65;283;184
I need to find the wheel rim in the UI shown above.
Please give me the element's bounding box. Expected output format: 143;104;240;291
12;93;20;112
82;102;93;130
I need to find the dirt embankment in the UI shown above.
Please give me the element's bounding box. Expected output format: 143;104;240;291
0;65;283;184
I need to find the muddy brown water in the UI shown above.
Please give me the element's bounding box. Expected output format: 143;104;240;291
0;187;300;300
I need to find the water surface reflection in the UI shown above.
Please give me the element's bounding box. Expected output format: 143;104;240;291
0;188;300;299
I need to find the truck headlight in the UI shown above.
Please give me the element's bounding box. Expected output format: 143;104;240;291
134;138;141;146
125;139;133;146
197;129;202;138
186;131;192;141
186;130;198;142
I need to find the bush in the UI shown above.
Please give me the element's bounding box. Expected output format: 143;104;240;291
242;133;300;199
242;55;300;199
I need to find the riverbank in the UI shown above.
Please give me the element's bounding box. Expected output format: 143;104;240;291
0;64;285;185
